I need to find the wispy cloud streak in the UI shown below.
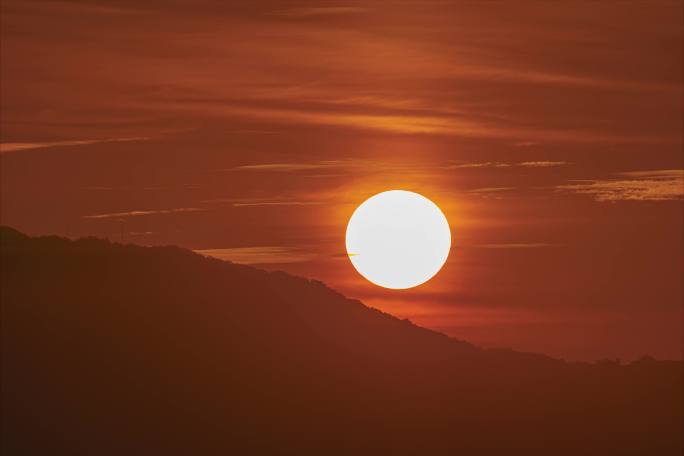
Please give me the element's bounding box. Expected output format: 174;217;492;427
557;170;684;202
195;246;315;264
467;187;515;194
232;161;350;172
232;201;322;207
448;162;511;169
448;161;569;169
0;137;150;153
518;161;568;167
82;207;203;219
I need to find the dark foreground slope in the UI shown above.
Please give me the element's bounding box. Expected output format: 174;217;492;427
1;227;682;455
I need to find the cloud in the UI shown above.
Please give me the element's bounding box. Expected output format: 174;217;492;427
518;161;568;167
201;195;325;207
162;101;677;144
194;246;315;264
0;137;150;153
453;64;680;93
2;1;680;151
557;169;684;202
448;162;511;169
229;159;421;176
232;201;323;207
467;187;516;194
82;207;204;219
617;170;684;179
232;161;350;172
448;161;569;169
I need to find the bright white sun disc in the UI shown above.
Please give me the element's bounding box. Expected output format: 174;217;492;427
345;190;451;289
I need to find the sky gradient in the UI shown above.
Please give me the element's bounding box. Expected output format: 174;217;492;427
1;0;682;361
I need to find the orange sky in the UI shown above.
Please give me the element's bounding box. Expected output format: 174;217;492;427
1;0;682;361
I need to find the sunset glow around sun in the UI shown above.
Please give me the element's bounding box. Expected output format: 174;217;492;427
345;190;451;289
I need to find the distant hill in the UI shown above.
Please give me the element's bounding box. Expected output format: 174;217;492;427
2;226;682;455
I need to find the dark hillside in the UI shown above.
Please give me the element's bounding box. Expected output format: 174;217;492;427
2;227;681;455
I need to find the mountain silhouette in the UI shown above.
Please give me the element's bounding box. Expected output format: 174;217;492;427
2;226;682;455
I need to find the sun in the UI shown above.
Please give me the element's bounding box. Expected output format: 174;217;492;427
345;190;452;289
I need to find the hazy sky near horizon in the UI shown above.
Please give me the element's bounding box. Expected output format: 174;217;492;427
1;0;682;361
